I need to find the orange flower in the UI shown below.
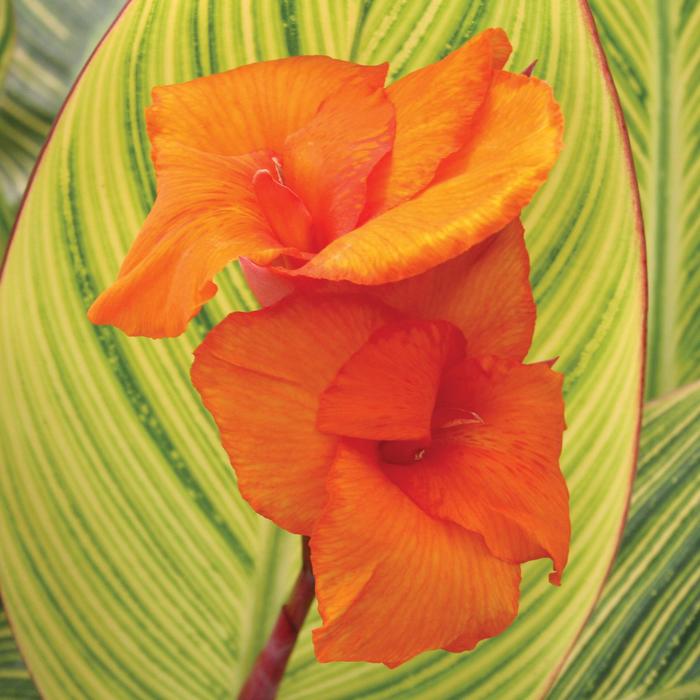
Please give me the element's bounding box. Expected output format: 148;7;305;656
88;29;563;337
191;222;570;666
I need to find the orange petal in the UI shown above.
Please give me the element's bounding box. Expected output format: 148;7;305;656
372;219;534;361
88;149;290;337
296;70;563;284
146;57;388;160
384;356;569;584
190;294;398;534
253;168;314;251
363;28;511;218
311;440;521;666
317;319;464;442
283;80;395;246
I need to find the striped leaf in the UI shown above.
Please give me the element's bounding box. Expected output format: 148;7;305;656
0;2;645;699
0;0;120;247
588;1;700;398
0;5;121;695
0;1;14;89
549;381;700;699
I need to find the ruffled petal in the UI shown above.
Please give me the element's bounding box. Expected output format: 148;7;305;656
317;319;465;442
88;149;286;337
384;356;569;584
311;440;521;666
295;71;563;284
282;80;395;246
363;28;511;217
256;220;535;359
146;56;388;160
190;294;398;533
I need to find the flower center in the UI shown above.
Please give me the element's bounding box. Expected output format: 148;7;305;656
379;439;429;465
379;408;484;465
433;407;484;432
252;156;315;253
271;156;285;184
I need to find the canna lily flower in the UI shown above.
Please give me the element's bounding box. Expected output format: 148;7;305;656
191;221;570;666
88;29;563;338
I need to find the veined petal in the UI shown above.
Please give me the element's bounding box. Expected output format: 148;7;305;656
384;356;569;583
363;28;511;217
88;148;286;338
311;440;521;667
190;294;398;534
146;56;388;160
317;319;465;442
295;71;563;284
283;80;395;246
266;220;535;359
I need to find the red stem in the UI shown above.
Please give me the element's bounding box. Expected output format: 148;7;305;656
238;536;315;700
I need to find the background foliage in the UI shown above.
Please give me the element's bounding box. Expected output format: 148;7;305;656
588;0;700;399
0;1;696;699
0;0;119;246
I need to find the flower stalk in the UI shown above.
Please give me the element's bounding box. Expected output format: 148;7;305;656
238;537;315;700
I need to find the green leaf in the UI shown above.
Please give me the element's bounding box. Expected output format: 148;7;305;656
0;1;14;90
0;4;121;697
0;0;120;249
588;1;700;398
0;2;645;698
549;381;700;699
